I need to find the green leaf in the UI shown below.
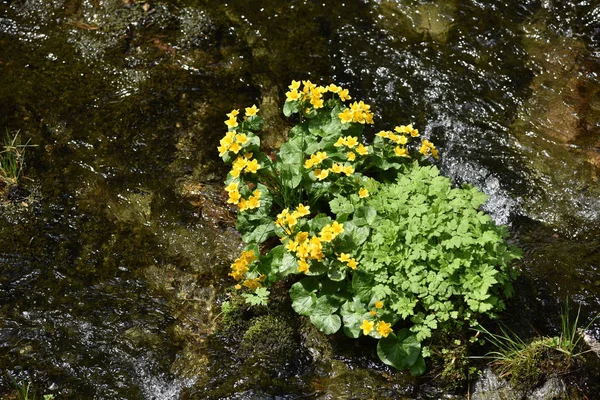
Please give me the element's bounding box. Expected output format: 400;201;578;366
283;100;301;117
409;354;426;376
280;163;303;189
289;278;319;316
242;287;270;306
352;270;375;303
310;313;342;335
327;263;347;282
278;136;304;166
242;220;276;244
377;329;422;370
353;206;377;227
279;251;299;277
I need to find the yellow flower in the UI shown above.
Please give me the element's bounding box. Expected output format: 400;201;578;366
359;187;369;198
245;159;261;173
297;258;310;273
327;83;340;93
227;190;241;204
225;116;238;129
245;104;259;117
431;147;439;159
289;80;301;90
243;277;262;290
337;253;351;263
286;89;301;102
230;168;241;178
334;137;345;147
375;301;383;309
232;156;247;171
319;229;334;242
235;133;248;145
360;319;374;335
376;130;390;139
226;109;240;118
338;88;351;101
330;163;343;174
342;165;354;175
376;321;393;338
347;152;356;161
304;158;315;169
238;198;248;211
315;151;328;162
217;144;228;156
247;195;260;209
225;181;239;193
394;125;409;134
356;144;369;156
338;108;353;124
253;189;261;199
241;250;257;263
394;146;410;158
347;258;358;269
314;169;329;181
286;239;298;252
229;142;242;154
343;136;358;148
395;135;408;145
234;284;242;290
369;309;377;316
295;204;310;217
310;96;324;109
330;221;344;235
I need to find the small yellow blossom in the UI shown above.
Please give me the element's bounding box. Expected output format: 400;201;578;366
304;158;315;169
334;137;345;147
376;321;393;338
286;89;301;102
347;152;356;161
226;109;240;118
338;88;351;101
289;80;301;90
337;253;351;263
234;284;242;290
330;163;343;174
356;144;369;156
243;277;263;290
247;195;260;209
359;187;369;198
375;301;383;309
342;165;354;175
229;142;242;154
297;258;310;273
330;221;344;235
238;198;248;211
245;159;260;173
225;116;238;129
338;108;353;124
347;258;358;269
327;83;341;93
245;104;259;117
361;319;374;335
343;136;358;148
369;309;377;316
295;204;310;217
227;190;241;204
225;181;239;192
235;133;248;145
314;169;329;181
394;146;410;158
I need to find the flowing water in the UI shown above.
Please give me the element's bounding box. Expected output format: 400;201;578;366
1;0;599;398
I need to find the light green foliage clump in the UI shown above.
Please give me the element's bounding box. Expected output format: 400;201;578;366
217;80;520;374
336;162;519;342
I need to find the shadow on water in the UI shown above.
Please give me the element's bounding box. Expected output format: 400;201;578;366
1;0;600;398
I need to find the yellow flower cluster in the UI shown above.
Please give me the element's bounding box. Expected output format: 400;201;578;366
334;136;369;161
304;151;328;168
358;187;369;198
419;139;439;159
230;153;261;178
229;250;257;281
225;181;261;211
376;125;418;159
285;80;352;110
218;106;260;156
319;221;344;242
360;316;393;338
286;231;325;273
275;204;311;234
242;274;266;290
338;101;375;124
337;252;358;269
218;131;247;156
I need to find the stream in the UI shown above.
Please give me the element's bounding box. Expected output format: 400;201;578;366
1;0;599;398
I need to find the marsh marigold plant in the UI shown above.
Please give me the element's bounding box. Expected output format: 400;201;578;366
217;80;520;374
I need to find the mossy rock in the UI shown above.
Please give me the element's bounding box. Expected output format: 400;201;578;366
241;315;299;369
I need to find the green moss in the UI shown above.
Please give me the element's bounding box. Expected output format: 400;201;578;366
241;315;298;367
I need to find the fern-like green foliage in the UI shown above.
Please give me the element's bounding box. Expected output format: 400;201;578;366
332;162;521;342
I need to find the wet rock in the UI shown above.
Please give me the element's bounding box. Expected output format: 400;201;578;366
471;368;570;400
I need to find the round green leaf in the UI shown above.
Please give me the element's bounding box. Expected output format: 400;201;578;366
377;329;421;370
310;313;341;335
